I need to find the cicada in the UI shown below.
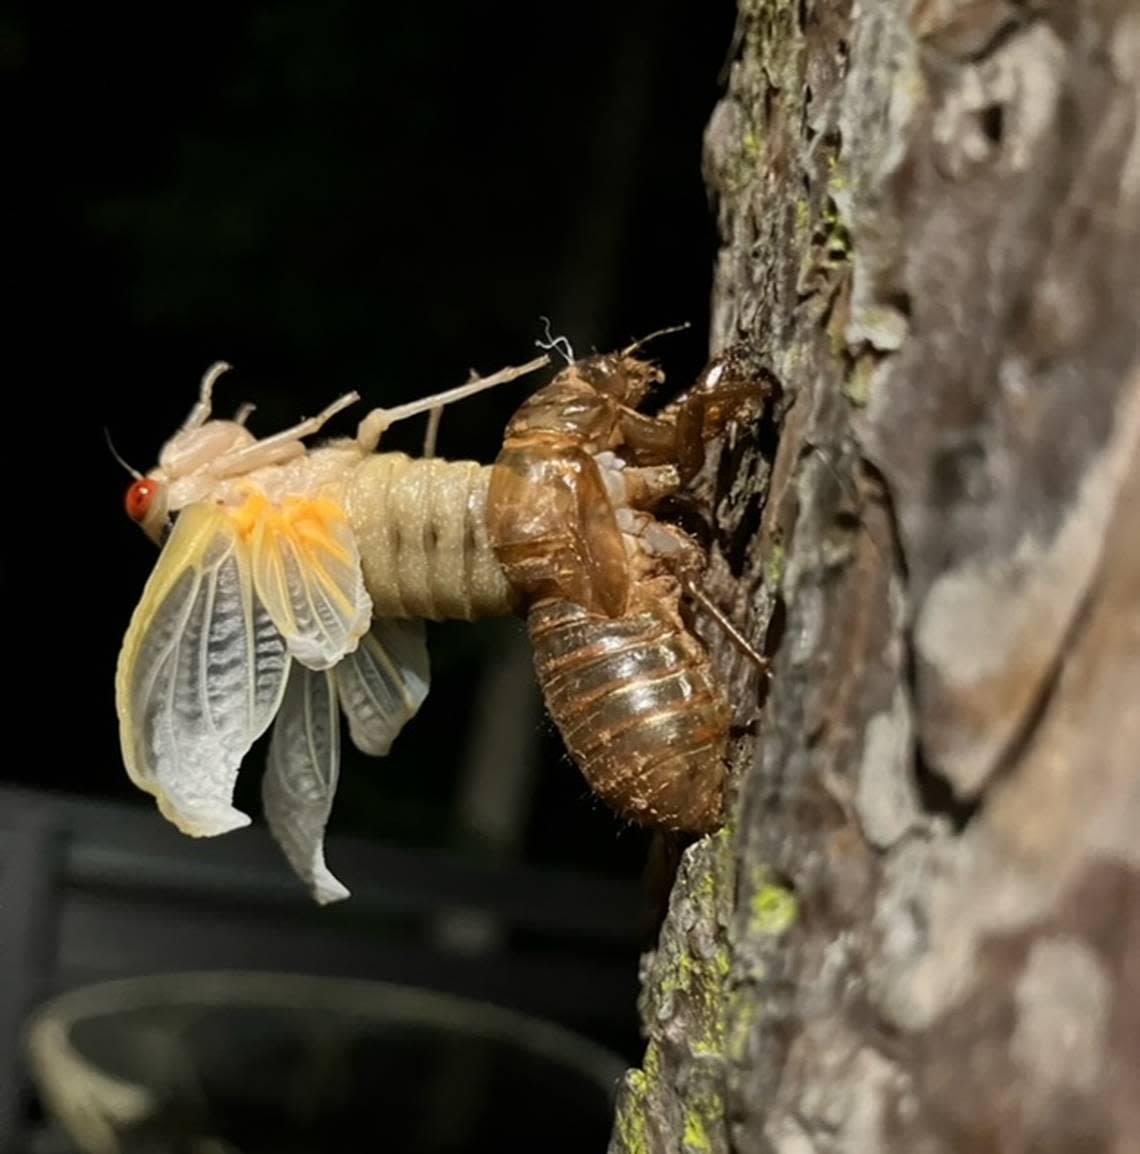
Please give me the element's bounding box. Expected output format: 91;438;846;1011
116;357;546;902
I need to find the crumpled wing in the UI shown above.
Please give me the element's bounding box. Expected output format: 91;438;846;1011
115;503;290;836
334;619;430;756
263;662;348;905
250;495;371;671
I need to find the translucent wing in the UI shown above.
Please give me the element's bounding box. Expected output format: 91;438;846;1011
250;496;371;671
335;619;431;756
115;503;290;836
262;663;348;905
263;620;429;904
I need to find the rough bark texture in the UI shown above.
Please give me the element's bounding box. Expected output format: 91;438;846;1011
610;2;1140;1152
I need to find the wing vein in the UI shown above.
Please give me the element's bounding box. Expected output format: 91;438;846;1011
200;559;220;739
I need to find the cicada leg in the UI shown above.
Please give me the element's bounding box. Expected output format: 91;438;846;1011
422;404;444;459
668;347;778;481
611;461;683;510
619;346;777;481
356;354;551;452
615;408;683;467
620;493;771;676
207;391;361;478
680;577;770;674
615;377;765;480
179;360;234;433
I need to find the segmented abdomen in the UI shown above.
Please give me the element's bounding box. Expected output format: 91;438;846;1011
528;594;729;834
343;454;513;620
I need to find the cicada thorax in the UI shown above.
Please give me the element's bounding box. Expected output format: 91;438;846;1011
488;439;631;618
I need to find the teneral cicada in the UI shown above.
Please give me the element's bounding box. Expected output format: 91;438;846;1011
487;341;771;834
116;357;545;902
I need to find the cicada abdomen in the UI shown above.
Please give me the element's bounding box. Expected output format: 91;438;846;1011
344;454;511;621
528;590;730;834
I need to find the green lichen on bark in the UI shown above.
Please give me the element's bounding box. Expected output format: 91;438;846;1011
610;827;737;1154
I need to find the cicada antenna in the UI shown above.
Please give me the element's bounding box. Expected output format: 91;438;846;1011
535;316;576;365
621;322;691;358
104;427;143;480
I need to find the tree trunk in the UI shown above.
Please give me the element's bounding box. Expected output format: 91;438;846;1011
610;2;1140;1151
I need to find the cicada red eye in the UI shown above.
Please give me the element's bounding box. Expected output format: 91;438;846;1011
125;479;158;523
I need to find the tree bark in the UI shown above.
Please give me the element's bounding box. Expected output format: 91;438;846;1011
610;2;1140;1152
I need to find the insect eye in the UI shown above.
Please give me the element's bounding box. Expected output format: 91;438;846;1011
125;479;158;522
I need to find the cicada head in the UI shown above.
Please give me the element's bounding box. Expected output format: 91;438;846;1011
124;475;169;543
118;362;257;544
577;353;665;408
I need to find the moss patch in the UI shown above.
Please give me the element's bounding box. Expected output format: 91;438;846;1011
613;1069;650;1154
682;1089;724;1154
749;871;798;936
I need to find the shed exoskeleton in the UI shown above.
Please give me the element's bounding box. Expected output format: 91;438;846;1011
487;342;771;834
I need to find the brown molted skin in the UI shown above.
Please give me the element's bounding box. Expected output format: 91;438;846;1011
664;345;776;480
488;352;743;835
529;591;730;834
488;357;652;618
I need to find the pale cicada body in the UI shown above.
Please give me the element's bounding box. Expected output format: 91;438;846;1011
344;453;510;621
488;345;769;835
116;358;542;902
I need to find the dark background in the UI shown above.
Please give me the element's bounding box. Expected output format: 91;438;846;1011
4;0;735;1070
